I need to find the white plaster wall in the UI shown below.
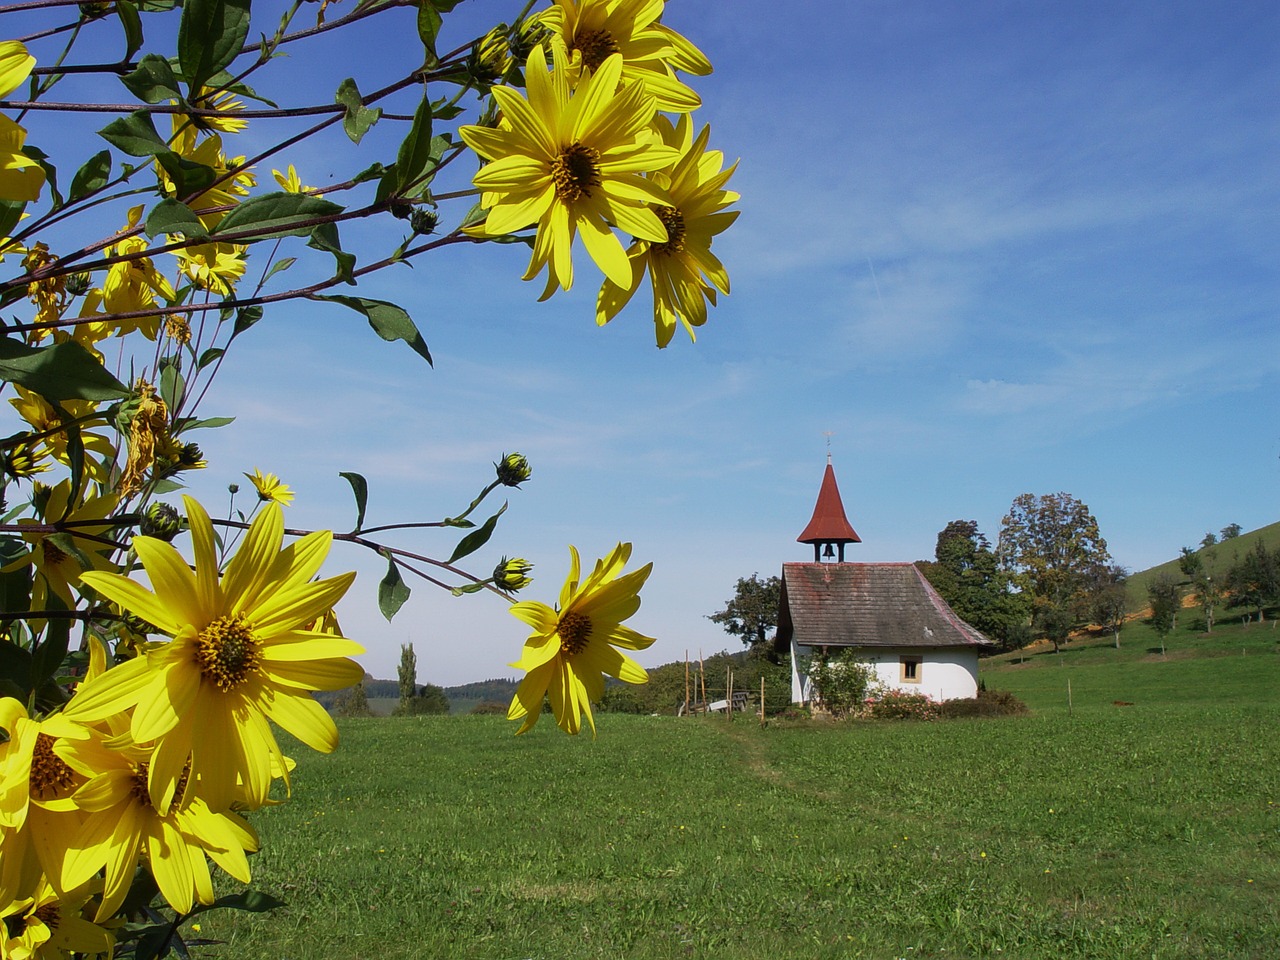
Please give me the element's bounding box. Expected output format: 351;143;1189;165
792;644;980;703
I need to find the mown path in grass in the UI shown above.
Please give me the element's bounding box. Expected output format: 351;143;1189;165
199;686;1279;959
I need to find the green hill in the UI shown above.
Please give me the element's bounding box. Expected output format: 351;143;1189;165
1123;519;1280;613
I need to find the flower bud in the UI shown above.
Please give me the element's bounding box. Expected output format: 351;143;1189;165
141;502;182;541
495;452;531;487
469;24;514;84
1;433;47;480
410;209;439;236
64;272;93;296
494;556;533;593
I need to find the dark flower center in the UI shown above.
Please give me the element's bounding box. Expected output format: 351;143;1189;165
551;143;602;203
653;206;687;255
130;759;191;810
31;733;76;800
572;29;619;72
33;903;59;930
195;615;261;691
557;610;593;656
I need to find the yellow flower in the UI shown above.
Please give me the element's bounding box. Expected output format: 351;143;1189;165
171;241;247;295
507;542;654;735
245;468;294;505
0;42;43;204
596;113;738;347
68;497;362;814
459;42;680;297
8;390;115;485
0;698;90;905
272;164;314;194
101;233;176;340
183;85;248;135
159;128;255;229
5;479;120;612
0;41;35;98
0;114;44;203
22;243;67;331
0;876;114;958
57;722;259;921
537;0;712;112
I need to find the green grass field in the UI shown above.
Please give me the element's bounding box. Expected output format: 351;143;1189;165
194;618;1279;960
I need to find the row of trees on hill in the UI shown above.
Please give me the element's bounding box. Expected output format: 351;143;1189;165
709;491;1266;657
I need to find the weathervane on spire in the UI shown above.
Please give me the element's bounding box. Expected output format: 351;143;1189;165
823;430;834;464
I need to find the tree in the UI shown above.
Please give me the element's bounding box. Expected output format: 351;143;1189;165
1194;572;1225;633
1147;576;1180;655
1201;531;1219;549
1178;547;1203;581
334;678;374;718
1221;523;1243;540
917;520;1030;651
1086;564;1129;648
1226;542;1279;622
414;683;451;716
997;492;1111;651
708;574;781;655
396;643;418;716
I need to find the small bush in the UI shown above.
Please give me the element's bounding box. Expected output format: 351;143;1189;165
865;689;940;721
470;700;509;716
938;688;1029;719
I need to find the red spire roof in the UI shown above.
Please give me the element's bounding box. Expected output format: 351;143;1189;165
797;459;861;544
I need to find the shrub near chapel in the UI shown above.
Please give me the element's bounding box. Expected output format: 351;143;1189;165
0;1;735;955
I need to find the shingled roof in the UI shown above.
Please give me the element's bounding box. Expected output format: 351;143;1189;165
774;562;994;651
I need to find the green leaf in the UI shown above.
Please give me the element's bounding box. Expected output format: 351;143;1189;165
450;582;488;597
0;538;31;621
22;146;62;210
231;305;262;339
0;338;129;401
306;223;356;284
262;256;295;283
120;54;183;104
177;0;253;92
447;504;506;564
378;551;410;622
68;150;112;203
143;198;209;240
0;639;33;699
196;347;223;369
154;150;217;198
201;889;287;914
339;471;368;532
98;111;169;157
393;95;434;195
0;199;26;239
173;415;234;431
417;4;443;62
335;78;382;145
158;356;185;411
116;1;145;61
31;591;71;689
212;192;344;242
311;296;431;365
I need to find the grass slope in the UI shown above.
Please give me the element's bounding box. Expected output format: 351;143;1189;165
1124;520;1280;613
194;617;1279;960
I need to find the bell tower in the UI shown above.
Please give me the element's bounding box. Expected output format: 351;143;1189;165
796;454;861;562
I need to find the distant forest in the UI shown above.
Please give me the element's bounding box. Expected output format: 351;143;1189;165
317;675;518;713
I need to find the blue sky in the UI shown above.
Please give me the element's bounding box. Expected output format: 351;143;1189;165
15;1;1276;685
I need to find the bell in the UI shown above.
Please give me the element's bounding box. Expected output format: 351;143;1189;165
822;543;835;559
